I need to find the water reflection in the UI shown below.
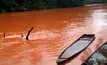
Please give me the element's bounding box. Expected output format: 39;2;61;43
92;9;107;33
91;8;107;49
80;5;107;65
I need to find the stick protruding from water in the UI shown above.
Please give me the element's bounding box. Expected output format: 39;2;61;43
26;27;34;40
4;33;5;38
21;33;23;37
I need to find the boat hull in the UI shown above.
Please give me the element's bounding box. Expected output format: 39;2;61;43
57;34;95;64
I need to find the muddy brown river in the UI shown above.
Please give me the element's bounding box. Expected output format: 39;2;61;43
0;4;107;65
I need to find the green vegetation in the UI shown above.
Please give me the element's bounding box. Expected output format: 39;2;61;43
84;0;107;4
0;0;107;13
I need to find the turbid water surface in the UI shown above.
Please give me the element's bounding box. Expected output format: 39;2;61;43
0;4;107;65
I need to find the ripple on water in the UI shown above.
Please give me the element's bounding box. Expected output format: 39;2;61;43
0;5;107;65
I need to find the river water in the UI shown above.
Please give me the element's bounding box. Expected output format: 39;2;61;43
0;4;107;65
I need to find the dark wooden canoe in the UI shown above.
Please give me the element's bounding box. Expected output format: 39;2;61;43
57;34;95;64
82;42;107;65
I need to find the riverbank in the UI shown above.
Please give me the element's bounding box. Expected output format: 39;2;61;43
0;0;106;13
1;0;107;13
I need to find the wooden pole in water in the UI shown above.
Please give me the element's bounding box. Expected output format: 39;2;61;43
21;33;23;37
4;33;5;38
26;27;33;40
